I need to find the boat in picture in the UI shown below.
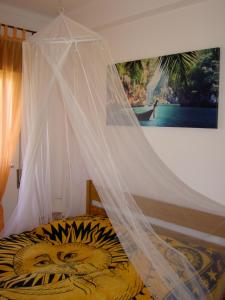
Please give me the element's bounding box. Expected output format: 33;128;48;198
133;100;158;121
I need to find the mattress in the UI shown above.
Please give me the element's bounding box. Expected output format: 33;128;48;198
0;215;224;300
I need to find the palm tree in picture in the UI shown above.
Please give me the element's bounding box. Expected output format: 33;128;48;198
155;51;198;105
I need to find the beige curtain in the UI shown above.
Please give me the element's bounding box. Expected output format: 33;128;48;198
0;27;22;231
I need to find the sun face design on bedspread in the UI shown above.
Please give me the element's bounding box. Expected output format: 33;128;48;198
0;216;150;300
14;242;112;276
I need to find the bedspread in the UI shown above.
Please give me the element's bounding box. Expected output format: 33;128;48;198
0;216;224;300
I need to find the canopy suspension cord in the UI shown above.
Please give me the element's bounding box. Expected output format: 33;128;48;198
58;0;65;14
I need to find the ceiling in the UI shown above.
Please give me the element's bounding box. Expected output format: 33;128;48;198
0;0;208;30
0;0;93;17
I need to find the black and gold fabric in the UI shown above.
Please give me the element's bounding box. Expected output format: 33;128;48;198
0;216;224;300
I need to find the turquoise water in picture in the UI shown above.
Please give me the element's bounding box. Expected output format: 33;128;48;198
139;104;218;128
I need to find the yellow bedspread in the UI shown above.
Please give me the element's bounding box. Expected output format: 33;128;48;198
0;216;224;300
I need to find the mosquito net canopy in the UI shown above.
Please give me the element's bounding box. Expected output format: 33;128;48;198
2;14;225;300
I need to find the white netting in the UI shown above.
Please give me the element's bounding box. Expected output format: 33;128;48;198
2;14;225;300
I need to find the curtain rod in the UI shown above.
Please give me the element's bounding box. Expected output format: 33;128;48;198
0;23;36;35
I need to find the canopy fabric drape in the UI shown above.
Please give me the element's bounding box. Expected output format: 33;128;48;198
2;14;225;300
0;28;22;231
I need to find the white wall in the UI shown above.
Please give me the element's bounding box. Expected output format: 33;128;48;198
97;0;225;205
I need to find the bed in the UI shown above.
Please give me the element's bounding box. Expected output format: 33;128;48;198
0;181;224;300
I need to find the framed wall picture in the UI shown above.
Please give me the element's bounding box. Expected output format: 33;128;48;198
116;48;220;128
